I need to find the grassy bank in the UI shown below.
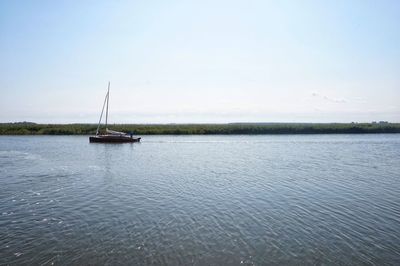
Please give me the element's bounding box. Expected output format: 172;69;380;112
1;122;400;135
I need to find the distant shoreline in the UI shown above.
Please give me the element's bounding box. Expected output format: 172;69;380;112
1;122;400;135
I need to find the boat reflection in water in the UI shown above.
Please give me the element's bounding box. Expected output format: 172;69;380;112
89;82;141;143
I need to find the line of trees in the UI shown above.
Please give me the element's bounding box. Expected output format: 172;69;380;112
1;122;400;135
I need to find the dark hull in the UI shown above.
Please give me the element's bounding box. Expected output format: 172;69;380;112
89;135;141;143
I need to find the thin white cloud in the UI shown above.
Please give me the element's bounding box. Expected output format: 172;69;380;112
311;92;347;103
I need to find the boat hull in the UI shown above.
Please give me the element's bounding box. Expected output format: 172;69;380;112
89;135;141;143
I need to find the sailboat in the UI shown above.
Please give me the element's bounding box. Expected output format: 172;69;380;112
89;82;141;143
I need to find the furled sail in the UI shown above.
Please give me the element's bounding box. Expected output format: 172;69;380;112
106;129;127;135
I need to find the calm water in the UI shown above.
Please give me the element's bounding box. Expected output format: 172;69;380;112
1;135;399;265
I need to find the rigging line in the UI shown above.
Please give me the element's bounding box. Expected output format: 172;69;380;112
105;81;110;130
96;84;109;135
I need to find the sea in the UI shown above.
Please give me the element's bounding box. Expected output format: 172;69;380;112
1;134;399;265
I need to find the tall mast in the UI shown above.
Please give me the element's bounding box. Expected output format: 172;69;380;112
105;81;110;130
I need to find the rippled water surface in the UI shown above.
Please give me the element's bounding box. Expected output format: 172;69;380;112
1;135;400;265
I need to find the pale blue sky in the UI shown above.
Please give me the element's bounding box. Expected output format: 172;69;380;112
1;0;399;123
